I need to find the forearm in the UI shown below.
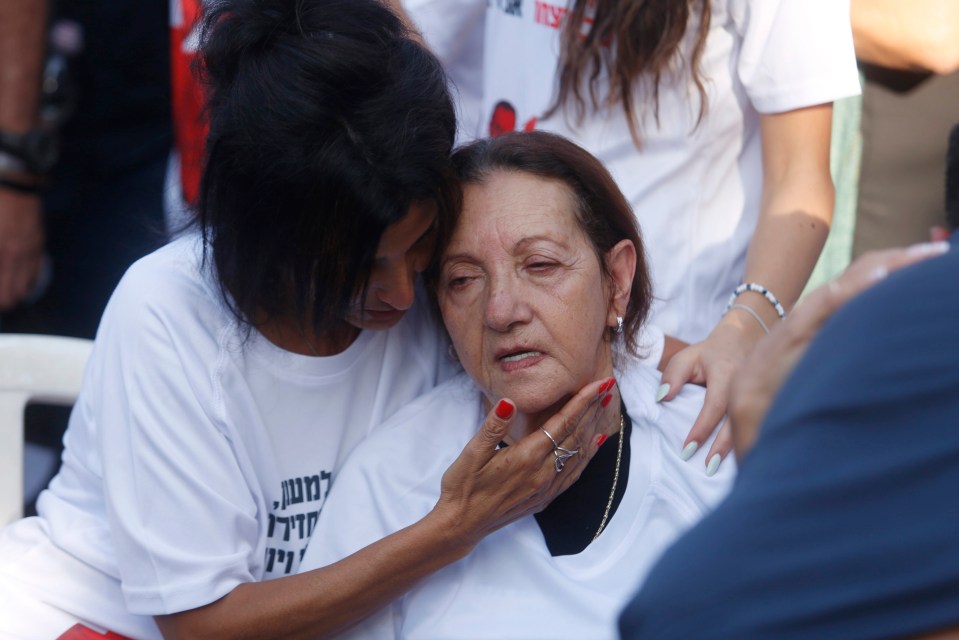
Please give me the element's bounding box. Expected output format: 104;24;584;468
157;379;614;639
743;178;833;312
155;508;473;640
0;0;47;310
851;0;959;74
734;105;835;329
0;0;46;133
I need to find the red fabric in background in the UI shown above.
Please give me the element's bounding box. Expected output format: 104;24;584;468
170;0;207;206
56;624;132;640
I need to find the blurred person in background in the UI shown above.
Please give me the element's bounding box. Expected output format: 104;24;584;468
0;0;171;514
850;0;959;255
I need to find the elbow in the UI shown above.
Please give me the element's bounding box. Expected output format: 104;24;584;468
917;24;959;75
923;53;959;76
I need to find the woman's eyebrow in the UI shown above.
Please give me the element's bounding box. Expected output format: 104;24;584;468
442;234;568;264
512;235;569;253
439;251;477;269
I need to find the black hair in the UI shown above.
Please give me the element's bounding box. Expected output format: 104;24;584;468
946;123;959;232
437;131;652;357
195;0;456;333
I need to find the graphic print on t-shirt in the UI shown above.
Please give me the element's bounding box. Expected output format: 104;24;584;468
264;470;332;577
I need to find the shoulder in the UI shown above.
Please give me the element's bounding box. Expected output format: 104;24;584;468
725;0;851;31
617;359;735;509
616;359;706;453
725;0;860;113
86;235;233;399
104;234;226;334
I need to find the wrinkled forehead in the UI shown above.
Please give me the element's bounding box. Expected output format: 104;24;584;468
446;171;585;255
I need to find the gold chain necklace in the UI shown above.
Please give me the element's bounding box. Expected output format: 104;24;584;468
593;412;625;541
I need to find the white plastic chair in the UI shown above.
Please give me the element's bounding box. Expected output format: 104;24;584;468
0;334;93;526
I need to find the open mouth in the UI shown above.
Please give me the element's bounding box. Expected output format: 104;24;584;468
499;350;543;363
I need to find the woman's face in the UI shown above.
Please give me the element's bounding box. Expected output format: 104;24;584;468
345;200;437;331
438;170;620;415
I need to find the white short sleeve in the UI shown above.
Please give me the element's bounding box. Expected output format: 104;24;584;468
91;263;259;615
733;0;860;113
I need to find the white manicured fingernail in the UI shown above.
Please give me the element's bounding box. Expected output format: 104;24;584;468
655;383;670;403
680;441;699;461
908;240;951;255
706;453;722;477
868;265;889;281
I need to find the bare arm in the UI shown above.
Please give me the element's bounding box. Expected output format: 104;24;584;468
660;104;835;467
743;104;836;317
156;508;473;640
0;0;46;310
851;0;959;74
156;378;615;640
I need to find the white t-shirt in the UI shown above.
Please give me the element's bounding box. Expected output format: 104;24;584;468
0;235;453;639
300;361;734;639
469;0;861;341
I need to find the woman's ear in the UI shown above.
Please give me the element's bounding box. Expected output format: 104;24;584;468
605;239;637;328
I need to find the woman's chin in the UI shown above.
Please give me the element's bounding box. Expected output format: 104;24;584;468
509;393;571;422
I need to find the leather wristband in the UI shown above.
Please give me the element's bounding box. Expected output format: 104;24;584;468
0;172;48;194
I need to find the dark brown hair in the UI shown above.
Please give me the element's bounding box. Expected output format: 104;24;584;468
438;131;652;357
547;0;711;145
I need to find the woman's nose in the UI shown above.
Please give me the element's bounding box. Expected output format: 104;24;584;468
484;279;531;332
378;262;417;311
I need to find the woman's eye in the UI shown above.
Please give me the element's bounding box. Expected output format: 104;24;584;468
446;275;472;289
527;260;558;273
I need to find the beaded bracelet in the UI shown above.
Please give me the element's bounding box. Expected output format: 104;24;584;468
725;282;786;319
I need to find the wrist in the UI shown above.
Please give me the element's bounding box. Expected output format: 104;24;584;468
0;127;59;175
722;282;786;341
715;306;767;347
0;168;48;194
421;503;480;561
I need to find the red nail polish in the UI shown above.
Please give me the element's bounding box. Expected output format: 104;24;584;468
596;434;608;447
495;399;514;420
601;394;612;408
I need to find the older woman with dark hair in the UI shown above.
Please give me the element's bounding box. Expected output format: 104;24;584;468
299;131;734;639
0;4;611;639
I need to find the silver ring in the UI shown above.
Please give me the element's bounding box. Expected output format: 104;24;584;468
541;428;578;473
540;427;559;447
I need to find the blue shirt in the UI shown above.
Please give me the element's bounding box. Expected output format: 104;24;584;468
620;245;959;639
